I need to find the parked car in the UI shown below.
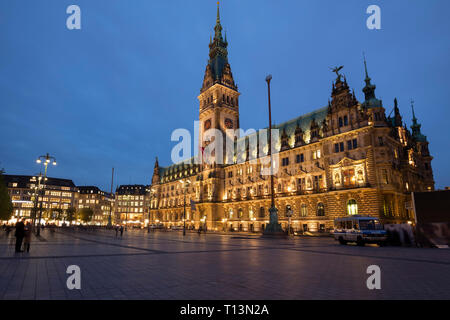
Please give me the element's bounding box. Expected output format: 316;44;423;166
170;225;183;231
334;215;387;246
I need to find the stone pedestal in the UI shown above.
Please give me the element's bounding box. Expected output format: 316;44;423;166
262;206;286;237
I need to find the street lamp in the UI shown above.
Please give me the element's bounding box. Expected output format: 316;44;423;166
35;153;57;236
179;179;191;236
263;75;283;236
148;188;156;233
30;174;44;228
286;205;293;236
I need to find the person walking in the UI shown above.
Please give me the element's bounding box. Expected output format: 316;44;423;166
14;220;25;253
119;225;124;238
23;222;32;253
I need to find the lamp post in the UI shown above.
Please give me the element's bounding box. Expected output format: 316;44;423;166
35;153;57;236
179;179;191;236
30;173;43;229
263;75;284;236
107;167;114;227
148;188;155;233
125;195;129;231
286;205;293;236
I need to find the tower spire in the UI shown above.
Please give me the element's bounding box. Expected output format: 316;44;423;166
201;1;237;93
217;1;220;23
363;52;369;79
411;99;417;122
361;53;382;109
410;99;427;142
214;1;223;41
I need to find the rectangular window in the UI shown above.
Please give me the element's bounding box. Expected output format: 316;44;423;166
347;140;353;150
344;115;348;126
339;142;344;152
334;143;339;153
282;157;289;166
352;139;357;149
382;169;389;184
378;137;384;146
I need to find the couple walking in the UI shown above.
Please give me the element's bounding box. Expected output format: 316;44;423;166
14;220;32;253
114;225;124;238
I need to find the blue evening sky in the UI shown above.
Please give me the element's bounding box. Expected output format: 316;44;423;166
0;0;449;191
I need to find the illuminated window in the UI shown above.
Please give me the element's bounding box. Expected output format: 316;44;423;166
313;150;321;159
301;204;308;217
317;203;325;216
347;199;358;215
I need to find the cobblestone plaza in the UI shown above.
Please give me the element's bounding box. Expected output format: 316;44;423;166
1;229;449;300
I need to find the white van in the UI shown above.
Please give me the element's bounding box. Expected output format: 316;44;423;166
334;215;387;246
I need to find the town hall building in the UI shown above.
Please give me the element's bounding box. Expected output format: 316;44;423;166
145;4;434;233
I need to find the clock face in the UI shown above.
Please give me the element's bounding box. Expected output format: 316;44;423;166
204;119;211;130
225;118;233;129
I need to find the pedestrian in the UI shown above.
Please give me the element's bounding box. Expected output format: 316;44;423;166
115;226;118;238
119;225;124;238
23;222;32;253
14;219;25;253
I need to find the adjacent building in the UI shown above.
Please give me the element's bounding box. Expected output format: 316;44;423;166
76;186;114;225
3;174;77;221
148;4;435;233
115;185;149;225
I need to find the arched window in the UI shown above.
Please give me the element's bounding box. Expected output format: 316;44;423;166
317;203;325;216
238;208;243;219
347;199;358;215
301;204;308;217
338;117;343;127
259;207;265;218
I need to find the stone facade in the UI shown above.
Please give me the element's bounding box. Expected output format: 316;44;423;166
148;4;434;232
76;186;114;225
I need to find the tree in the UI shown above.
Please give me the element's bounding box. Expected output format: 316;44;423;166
78;208;94;224
0;170;13;221
53;208;64;221
65;207;76;224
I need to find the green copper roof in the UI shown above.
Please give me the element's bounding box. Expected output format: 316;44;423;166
207;2;229;81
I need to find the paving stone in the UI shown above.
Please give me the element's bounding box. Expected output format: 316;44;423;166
0;228;449;299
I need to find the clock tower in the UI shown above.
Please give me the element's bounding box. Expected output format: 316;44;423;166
198;2;240;165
